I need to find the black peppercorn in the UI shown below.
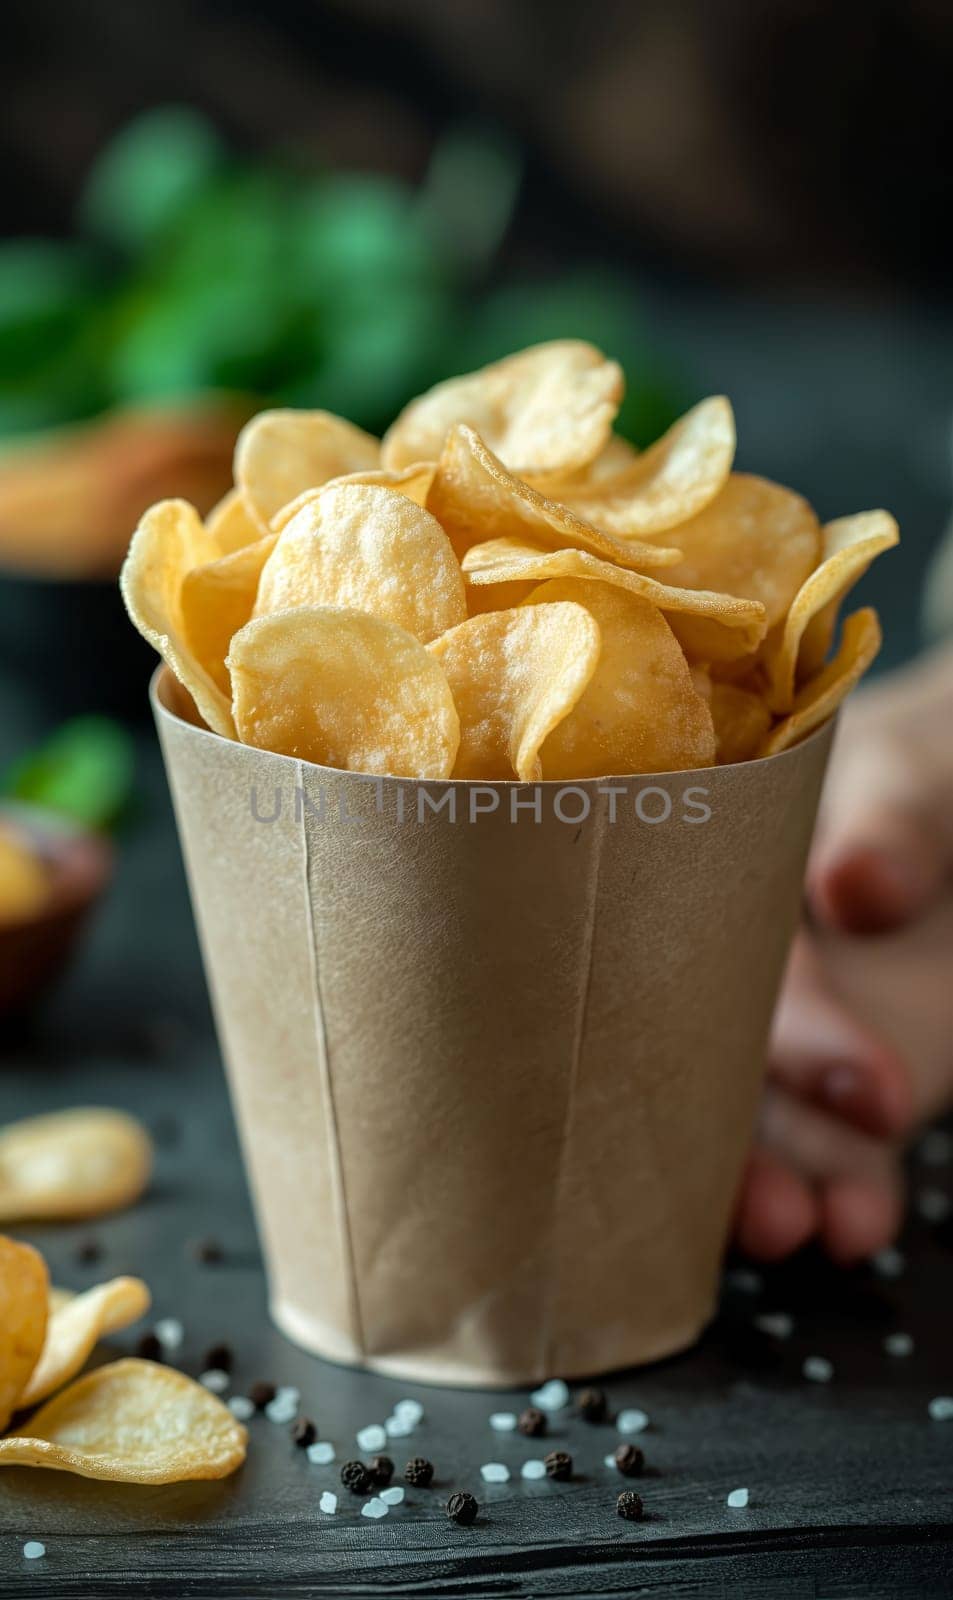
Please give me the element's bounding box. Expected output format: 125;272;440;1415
135;1332;163;1362
404;1456;434;1487
291;1418;317;1447
518;1406;546;1438
75;1236;102;1265
249;1380;276;1410
190;1236;224;1265
617;1489;644;1521
544;1450;572;1481
576;1385;607;1422
614;1443;644;1477
204;1342;233;1373
368;1454;394;1486
446;1490;478;1525
341;1460;372;1494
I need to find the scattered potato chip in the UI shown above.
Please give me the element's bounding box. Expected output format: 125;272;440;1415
427;604;600;781
0;1237;48;1432
271;462;435;532
542;396;735;536
383;340;623;479
229;607;460;778
0;1358;247;1483
542;432;639;491
462;537;766;650
205;487;264;555
427;425;684;573
19;1277;151;1409
0;823;50;928
180;535;277;695
760;609;882;757
0;1108;153;1223
709;683;773;765
522;579;715;778
120;499;236;738
255;484;466;643
48;1288;75;1313
235;409;379;530
765;510;899;711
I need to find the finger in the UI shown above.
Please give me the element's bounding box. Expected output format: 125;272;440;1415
820;1171;904;1264
770;936;914;1137
757;1082;901;1190
733;1150;818;1262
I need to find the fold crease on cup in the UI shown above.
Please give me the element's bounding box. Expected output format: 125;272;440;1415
153;666;833;1386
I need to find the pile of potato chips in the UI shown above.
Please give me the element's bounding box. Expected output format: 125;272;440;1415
122;341;898;779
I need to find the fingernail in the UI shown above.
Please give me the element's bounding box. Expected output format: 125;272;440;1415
820;1064;860;1110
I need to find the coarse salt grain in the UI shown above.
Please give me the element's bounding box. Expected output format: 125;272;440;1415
319;1491;337;1514
872;1246;904;1279
917;1188;951;1223
754;1312;793;1339
928;1396;953;1422
520;1459;546;1480
385;1414;413;1438
724;1267;762;1295
803;1356;834;1383
22;1543;45;1561
529;1379;569;1412
480;1462;510;1483
154;1317;184;1349
919;1129;952;1166
727;1488;749;1508
228;1396;255;1421
265;1395;298;1424
393;1398;424;1425
199;1368;230;1393
362;1497;389;1519
884;1332;914;1358
380;1485;405;1505
275;1385;300;1405
356;1424;387;1452
307;1442;336;1465
489;1411;518;1432
617;1408;649;1435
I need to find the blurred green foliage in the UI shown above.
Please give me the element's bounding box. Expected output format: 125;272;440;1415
2;717;134;831
0;107;683;444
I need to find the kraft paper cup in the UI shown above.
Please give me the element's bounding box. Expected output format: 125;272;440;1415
152;666;833;1386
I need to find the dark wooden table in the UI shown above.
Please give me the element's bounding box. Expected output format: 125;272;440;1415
1;720;952;1599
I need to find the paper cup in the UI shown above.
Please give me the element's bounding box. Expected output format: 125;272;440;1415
153;666;833;1386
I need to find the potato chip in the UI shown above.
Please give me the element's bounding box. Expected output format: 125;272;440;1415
383;340;623;479
0;1237;47;1431
760;608;881;757
205;487;263;555
543;396;736;537
0;823;50;927
19;1277;151;1409
427;425;684;573
229;607;460;778
543;432;639;491
765;510;899;711
235;409;379;530
427;604;600;781
462;537;766;650
271;462;435;533
0;1108;153;1222
181;534;277;695
709;683;773;765
0;1359;247;1483
255;484;466;643
522;579;715;778
48;1288;75;1313
120;499;236;738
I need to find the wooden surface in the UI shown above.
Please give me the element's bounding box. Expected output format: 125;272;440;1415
1;729;952;1598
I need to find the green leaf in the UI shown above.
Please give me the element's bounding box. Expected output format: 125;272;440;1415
2;718;134;831
415;125;521;277
79;107;226;256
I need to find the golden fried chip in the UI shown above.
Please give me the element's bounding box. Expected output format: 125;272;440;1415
205;487;263;555
255;484;466;643
462;537;766;650
0;1109;153;1223
544;432;639;490
180;534;277;696
0;1359;247;1483
765;510;899;711
48;1288;75;1313
20;1277;151;1409
235;409;379;529
0;1237;48;1431
383;340;623;478
271;462;435;532
120;499;236;737
522;579;715;777
229;607;460;778
760;608;881;757
427;604;600;781
427;425;684;572
709;683;773;765
544;396;735;536
0;823;50;927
